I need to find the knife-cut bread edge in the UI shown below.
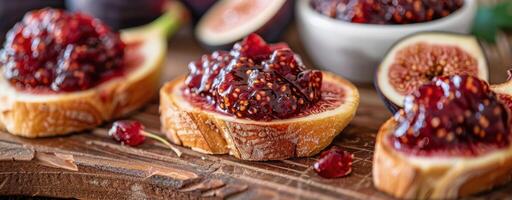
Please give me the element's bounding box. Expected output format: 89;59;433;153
0;33;165;138
373;119;512;199
159;72;360;161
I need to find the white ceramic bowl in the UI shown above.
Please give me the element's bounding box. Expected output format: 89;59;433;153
296;0;477;83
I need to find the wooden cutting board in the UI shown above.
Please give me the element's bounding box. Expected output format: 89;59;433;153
1;26;512;200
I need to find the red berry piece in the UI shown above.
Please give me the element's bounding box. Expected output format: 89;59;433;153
108;120;182;156
108;120;146;146
314;146;354;178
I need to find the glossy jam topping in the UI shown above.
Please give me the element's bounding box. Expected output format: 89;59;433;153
184;81;344;119
311;0;464;24
389;42;479;95
391;75;511;156
0;8;125;92
185;34;323;121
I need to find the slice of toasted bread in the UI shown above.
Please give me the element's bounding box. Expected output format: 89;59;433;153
0;31;166;138
373;119;512;199
159;72;360;161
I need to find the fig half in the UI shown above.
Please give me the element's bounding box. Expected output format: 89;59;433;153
375;32;489;113
195;0;293;51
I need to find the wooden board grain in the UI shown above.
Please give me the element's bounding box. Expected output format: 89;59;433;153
1;25;512;200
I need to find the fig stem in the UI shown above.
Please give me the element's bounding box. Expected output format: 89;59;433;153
122;1;185;38
149;1;186;37
140;130;183;157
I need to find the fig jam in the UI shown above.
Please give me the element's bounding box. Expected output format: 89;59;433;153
391;75;511;156
0;8;125;92
185;34;323;121
311;0;464;24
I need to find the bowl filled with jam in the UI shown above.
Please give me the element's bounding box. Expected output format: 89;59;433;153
296;0;477;83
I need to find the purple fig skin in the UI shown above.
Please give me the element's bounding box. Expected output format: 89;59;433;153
179;0;217;23
198;0;294;52
374;81;401;114
66;0;165;30
373;45;401;114
373;31;489;114
0;0;64;43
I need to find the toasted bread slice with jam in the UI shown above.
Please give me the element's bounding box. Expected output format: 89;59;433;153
160;72;360;161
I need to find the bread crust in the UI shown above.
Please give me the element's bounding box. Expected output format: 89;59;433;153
373;119;512;199
160;72;360;160
0;34;166;138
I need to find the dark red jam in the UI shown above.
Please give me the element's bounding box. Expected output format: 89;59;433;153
390;75;511;157
184;34;323;121
0;8;125;93
311;0;464;24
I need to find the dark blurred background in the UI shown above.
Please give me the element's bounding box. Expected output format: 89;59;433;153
0;0;64;43
0;0;168;43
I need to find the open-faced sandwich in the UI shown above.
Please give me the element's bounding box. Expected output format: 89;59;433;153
0;7;181;138
372;31;512;199
160;34;360;160
373;75;512;199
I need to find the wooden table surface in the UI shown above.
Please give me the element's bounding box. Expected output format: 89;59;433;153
1;24;512;199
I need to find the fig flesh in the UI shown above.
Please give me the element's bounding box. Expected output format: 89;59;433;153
375;32;488;113
195;0;293;51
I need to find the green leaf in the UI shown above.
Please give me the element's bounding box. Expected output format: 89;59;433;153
472;1;512;43
472;5;498;43
493;1;512;28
